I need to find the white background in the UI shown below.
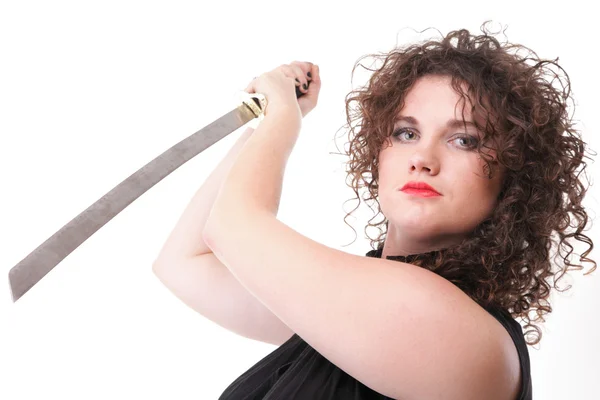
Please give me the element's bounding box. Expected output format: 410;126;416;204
1;1;598;398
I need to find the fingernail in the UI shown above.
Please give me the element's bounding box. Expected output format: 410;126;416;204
303;83;308;90
307;71;312;78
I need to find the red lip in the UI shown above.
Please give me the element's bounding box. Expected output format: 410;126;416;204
400;181;441;196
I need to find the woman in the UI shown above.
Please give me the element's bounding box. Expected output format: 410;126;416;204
153;22;596;399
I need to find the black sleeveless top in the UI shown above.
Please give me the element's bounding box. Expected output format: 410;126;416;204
218;248;533;399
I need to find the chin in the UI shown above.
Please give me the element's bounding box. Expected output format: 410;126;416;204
400;208;436;226
397;219;439;236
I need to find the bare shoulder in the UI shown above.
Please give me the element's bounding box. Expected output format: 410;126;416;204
480;306;523;400
418;296;523;400
385;261;524;400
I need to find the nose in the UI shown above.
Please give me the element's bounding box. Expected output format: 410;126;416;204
408;139;440;175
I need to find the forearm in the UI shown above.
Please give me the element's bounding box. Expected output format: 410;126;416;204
204;110;301;240
154;126;257;263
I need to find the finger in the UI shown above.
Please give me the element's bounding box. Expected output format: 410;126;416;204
310;64;320;86
293;62;313;94
290;61;314;81
296;64;319;106
244;76;258;93
287;64;309;93
278;65;305;93
306;64;320;93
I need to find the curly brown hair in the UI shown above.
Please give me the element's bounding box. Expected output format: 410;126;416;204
336;21;597;346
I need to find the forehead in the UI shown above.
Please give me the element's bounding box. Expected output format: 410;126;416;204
399;75;480;120
404;75;471;112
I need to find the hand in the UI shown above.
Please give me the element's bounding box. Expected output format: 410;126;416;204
244;61;321;120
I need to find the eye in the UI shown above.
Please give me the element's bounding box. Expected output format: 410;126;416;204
452;135;479;150
392;128;480;151
391;127;418;141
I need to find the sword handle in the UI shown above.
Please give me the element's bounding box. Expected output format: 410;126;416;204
251;81;310;108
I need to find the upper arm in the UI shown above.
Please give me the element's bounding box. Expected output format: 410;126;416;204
373;273;522;400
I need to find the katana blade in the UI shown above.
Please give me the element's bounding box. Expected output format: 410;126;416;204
8;98;262;302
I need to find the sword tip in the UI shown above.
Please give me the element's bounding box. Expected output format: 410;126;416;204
8;265;29;303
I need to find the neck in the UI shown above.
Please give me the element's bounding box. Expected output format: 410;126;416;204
380;223;466;259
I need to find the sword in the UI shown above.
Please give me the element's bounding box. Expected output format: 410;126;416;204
8;85;307;302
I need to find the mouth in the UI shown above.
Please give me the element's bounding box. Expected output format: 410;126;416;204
400;188;442;198
400;181;442;197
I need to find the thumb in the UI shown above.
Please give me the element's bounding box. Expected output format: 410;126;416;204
244;76;258;94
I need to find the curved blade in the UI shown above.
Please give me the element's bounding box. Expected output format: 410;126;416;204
8;104;256;302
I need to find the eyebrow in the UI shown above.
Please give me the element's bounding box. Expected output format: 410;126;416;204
395;115;479;130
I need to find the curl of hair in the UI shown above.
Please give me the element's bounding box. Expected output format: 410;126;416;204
335;21;597;346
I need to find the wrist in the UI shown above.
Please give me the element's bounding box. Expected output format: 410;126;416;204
263;105;302;130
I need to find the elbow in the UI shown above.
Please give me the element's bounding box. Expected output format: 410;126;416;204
151;248;170;273
152;258;166;276
152;249;176;275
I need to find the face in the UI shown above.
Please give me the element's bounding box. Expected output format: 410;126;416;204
377;74;504;255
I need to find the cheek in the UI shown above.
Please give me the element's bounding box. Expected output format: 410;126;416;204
450;160;501;208
453;175;501;222
377;151;395;185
